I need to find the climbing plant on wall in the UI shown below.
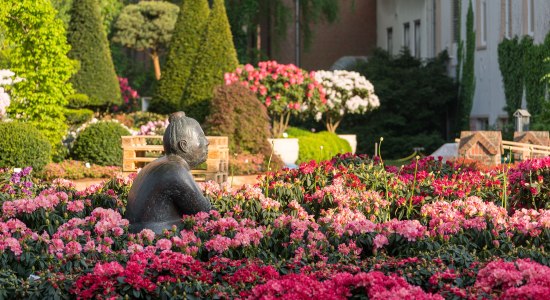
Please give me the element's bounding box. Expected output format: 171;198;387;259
498;32;550;125
498;37;525;120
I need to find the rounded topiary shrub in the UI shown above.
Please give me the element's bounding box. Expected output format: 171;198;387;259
0;122;51;171
72;121;131;166
287;128;352;163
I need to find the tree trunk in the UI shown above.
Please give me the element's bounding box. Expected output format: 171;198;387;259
150;49;161;80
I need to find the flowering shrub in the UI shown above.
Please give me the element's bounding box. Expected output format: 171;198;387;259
0;167;36;202
111;77;140;113
314;70;380;132
508;157;550;210
224;61;326;137
36;160;119;181
137;119;169;136
3;155;550;297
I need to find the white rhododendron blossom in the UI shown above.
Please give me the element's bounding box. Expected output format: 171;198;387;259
314;70;379;118
313;70;379;132
0;69;23;119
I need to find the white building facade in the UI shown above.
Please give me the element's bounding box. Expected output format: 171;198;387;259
377;0;550;130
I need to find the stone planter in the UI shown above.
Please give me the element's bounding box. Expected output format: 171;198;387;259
267;138;299;167
337;134;357;154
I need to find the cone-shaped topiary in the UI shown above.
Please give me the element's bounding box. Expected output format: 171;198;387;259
67;0;121;107
0;122;51;171
150;0;210;114
181;0;238;123
72;121;131;166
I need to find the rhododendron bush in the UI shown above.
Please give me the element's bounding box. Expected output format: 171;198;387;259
2;155;550;298
224;61;326;138
314;70;380;133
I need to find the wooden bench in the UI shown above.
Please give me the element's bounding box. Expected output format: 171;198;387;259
122;135;229;184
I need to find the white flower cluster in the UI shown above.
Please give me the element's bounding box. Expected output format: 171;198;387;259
0;69;23;119
314;70;379;121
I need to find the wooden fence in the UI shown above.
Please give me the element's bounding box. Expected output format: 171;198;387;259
455;138;550;161
501;140;550;159
122;135;228;184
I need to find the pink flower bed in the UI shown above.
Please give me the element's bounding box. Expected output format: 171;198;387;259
1;155;550;298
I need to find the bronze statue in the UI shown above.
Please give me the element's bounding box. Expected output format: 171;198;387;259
125;112;212;234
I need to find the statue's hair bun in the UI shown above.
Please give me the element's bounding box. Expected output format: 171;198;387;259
169;111;186;123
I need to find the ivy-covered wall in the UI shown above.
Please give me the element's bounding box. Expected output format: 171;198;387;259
498;32;550;128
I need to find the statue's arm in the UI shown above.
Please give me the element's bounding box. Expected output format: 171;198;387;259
174;173;212;215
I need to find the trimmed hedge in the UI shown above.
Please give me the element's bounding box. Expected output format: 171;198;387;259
64;108;94;126
181;0;238;123
0;122;51;171
71;121;130;166
287;127;352;163
151;0;210;114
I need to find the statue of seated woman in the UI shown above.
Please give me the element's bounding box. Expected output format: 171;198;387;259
125;112;212;234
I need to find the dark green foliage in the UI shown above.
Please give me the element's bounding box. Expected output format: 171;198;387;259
523;36;548;121
204;84;284;169
111;44;157;97
66;0;121;107
151;0;210;114
72;122;130;166
500;32;550;129
63;108;94;126
0;122;51;171
457;0;475;130
182;0;239;123
498;37;525;120
344;49;456;159
287;128;351;163
112;1;179;81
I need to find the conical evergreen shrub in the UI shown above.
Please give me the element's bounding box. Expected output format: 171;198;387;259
181;0;238;123
66;0;121;107
150;0;210;114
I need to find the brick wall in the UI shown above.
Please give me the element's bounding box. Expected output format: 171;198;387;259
268;0;377;71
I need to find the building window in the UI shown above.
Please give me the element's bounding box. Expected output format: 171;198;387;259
470;117;489;131
528;0;534;35
403;22;410;51
387;27;393;54
453;0;460;43
504;0;512;38
477;0;487;49
481;0;487;46
496;117;508;130
414;20;421;58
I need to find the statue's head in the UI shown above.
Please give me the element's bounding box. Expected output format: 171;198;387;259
163;112;209;168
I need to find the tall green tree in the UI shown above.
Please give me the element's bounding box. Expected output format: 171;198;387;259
112;1;179;81
0;0;76;152
150;0;210;114
67;0;121;107
182;0;238;122
457;0;475;130
346;49;456;158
